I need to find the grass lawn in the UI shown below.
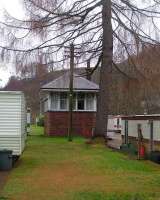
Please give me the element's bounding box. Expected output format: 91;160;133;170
1;126;160;200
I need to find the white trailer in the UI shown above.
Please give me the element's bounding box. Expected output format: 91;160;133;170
108;115;122;132
107;115;123;149
0;91;26;157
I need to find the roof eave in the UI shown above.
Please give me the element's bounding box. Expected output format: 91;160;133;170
40;88;99;92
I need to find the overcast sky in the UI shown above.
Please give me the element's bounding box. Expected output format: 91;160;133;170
0;0;24;87
0;0;159;87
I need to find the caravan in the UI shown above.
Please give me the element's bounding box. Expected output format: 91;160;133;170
0;91;27;159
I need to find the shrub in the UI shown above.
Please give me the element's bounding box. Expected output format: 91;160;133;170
36;115;44;127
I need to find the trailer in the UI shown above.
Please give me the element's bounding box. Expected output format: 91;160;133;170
108;115;122;133
106;115;123;149
0;91;26;158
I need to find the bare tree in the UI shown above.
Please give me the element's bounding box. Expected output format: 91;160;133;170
1;0;160;136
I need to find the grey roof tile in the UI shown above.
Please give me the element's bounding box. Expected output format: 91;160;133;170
41;73;99;91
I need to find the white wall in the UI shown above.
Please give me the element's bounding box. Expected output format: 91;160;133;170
0;93;22;136
0;92;26;155
121;119;160;141
108;116;122;131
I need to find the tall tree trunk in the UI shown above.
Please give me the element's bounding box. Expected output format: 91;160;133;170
95;0;113;136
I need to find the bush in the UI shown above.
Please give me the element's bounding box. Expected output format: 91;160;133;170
36;115;44;127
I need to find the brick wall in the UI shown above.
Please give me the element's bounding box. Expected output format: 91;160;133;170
44;111;96;137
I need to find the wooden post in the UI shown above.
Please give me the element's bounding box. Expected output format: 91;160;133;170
68;43;74;141
137;124;143;160
27;107;31;135
124;120;128;145
149;120;154;152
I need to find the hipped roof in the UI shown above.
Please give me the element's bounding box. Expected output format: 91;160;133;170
41;73;99;92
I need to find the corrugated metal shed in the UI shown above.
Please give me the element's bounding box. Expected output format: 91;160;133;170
41;73;99;92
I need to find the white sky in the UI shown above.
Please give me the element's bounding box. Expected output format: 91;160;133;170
0;0;159;87
0;0;23;87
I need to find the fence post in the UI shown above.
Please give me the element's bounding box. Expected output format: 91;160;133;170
124;120;128;145
27;108;31;135
149;120;154;152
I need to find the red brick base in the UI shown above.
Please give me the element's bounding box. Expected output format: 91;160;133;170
44;111;96;137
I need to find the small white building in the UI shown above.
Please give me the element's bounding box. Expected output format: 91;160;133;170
0;91;27;157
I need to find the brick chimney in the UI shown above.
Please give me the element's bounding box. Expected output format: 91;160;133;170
86;59;92;81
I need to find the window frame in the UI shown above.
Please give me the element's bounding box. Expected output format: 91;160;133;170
49;92;97;112
50;92;59;111
86;93;95;111
77;93;85;111
59;93;68;110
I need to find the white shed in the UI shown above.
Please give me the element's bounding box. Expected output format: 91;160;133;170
0;91;27;157
121;115;160;152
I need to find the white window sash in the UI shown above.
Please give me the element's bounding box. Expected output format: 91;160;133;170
51;93;59;111
60;95;68;110
85;93;95;111
48;94;51;110
94;94;97;111
50;92;97;112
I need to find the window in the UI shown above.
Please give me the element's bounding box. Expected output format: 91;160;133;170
86;93;94;110
60;93;68;110
73;93;76;110
51;93;59;110
44;100;48;112
50;92;96;111
77;93;85;110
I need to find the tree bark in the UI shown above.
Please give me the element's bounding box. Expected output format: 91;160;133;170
95;0;113;137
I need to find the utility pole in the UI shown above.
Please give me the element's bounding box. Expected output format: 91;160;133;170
68;43;74;141
86;59;91;81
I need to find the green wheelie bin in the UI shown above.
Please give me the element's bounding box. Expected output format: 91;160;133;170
0;150;13;171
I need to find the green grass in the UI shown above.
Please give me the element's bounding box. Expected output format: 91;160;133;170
1;126;160;200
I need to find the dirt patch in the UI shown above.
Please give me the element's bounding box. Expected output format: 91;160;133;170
0;172;9;194
7;161;160;200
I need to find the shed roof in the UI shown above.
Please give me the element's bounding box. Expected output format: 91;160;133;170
41;73;99;92
121;115;160;120
0;91;23;95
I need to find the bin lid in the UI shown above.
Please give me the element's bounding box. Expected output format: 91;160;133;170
0;149;12;154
